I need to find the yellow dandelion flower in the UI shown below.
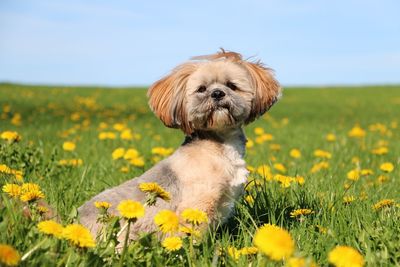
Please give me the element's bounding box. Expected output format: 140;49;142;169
0;244;20;266
246;179;263;191
94;201;112;209
373;199;395;210
120;166;129;173
254;127;264;135
246;139;254;149
326;133;336;142
154;210;179;233
314;149;332;159
139;182;171;201
315;225;328;234
0;164;11;173
11;113;21;126
347;169;360;181
130;157;145;167
310;161;329;173
117;200;145;220
62;224;96;248
360;169;373;176
369;123;388;134
98;122;108;129
227;247;241;261
274;175;294;188
290;209;314;218
348;125;366;138
152;156;162;163
328;246;364;267
162;236;182;251
255;133;274;144
380;162;394;173
124;148;139;160
112;147;125;160
179;226;200;237
273;163;287;173
58;159;83;166
20;190;45;202
181;208;208;225
21;182;39;192
151;147;174;156
377;175;389;184
295;176;305;185
98;131;116;140
37;205;49;214
62;141;76;151
270;143;281;151
344;183;351;190
70;112;80;121
3;104;11;113
371;147;388;155
289;149;301;159
113;123;126;131
286;257;318;267
343;196;356;204
120;129;133;140
245;195;255;205
253;224;294;261
257;164;272;180
247;165;255;173
0;131;21;142
359;192;368;201
38;220;64;238
2;184;21;198
20;183;45;202
240;246;258;255
13;171;23;182
351;157;360;164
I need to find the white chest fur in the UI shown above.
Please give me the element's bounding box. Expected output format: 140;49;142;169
217;134;249;222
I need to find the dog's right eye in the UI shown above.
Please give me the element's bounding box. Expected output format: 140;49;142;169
197;85;206;93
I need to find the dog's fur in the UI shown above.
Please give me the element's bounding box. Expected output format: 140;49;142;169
78;50;281;239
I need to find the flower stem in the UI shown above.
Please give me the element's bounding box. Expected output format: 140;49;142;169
119;220;131;267
117;222;129;238
21;238;47;261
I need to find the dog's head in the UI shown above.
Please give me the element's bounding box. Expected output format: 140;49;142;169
148;50;281;135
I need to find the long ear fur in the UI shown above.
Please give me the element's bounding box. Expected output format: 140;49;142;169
241;61;281;123
147;63;197;134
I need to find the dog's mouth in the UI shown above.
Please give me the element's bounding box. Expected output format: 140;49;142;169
204;103;236;128
213;101;231;111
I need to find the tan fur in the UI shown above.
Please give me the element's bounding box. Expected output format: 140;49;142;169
147;63;198;134
241;61;281;123
78;50;281;239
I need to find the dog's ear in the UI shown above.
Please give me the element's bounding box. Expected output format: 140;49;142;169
148;63;197;134
241;61;281;123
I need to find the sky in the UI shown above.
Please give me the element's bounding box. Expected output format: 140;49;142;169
0;0;399;87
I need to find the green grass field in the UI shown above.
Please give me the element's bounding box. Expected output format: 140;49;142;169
1;83;399;266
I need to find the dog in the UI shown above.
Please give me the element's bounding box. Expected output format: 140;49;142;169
78;49;281;239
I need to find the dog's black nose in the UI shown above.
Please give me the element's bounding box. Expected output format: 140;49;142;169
211;89;225;100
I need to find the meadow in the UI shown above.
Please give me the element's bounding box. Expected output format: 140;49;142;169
0;83;399;266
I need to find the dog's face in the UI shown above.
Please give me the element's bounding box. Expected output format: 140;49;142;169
148;51;281;135
185;60;254;131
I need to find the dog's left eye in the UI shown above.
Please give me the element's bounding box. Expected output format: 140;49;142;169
197;85;207;93
226;81;237;91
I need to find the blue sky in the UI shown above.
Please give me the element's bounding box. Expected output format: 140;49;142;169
0;0;399;86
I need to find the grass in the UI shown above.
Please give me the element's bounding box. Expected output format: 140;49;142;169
0;83;399;266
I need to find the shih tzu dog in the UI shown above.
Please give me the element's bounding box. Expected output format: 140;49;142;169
78;49;281;238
